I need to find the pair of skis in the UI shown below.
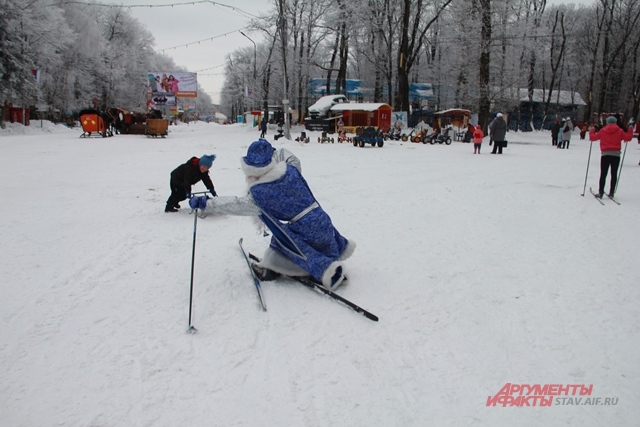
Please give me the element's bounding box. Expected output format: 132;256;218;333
238;238;378;322
589;187;620;205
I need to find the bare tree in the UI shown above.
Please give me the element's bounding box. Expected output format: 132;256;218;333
525;0;547;131
478;0;492;131
395;0;454;112
595;0;640;117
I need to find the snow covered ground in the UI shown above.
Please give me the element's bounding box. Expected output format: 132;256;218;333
1;119;639;426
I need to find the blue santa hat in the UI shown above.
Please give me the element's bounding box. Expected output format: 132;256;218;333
199;154;216;168
243;139;275;167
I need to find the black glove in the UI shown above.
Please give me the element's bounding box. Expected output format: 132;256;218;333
210;188;217;197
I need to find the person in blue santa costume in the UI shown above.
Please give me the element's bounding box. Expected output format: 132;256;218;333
189;138;355;291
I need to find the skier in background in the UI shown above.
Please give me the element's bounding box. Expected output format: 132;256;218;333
588;116;633;198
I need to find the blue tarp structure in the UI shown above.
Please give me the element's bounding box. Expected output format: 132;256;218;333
309;78;362;96
409;83;434;100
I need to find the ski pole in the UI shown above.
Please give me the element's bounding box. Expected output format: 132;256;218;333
187;207;199;334
614;139;630;194
581;139;594;196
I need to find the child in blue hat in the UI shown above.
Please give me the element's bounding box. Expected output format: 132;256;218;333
165;154;217;212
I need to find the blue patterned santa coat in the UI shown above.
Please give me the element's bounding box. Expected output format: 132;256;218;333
248;161;351;282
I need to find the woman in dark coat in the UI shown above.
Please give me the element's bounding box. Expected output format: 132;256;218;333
489;113;507;154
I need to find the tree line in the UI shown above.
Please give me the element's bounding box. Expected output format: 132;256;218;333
3;0;640;132
222;0;640;130
0;0;215;126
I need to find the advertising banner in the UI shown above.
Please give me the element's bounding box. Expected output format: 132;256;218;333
392;111;408;129
148;93;177;107
147;72;197;98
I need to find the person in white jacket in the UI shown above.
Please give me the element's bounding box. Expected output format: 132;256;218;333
558;118;573;149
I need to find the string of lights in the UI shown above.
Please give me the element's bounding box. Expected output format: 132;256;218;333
58;1;257;52
56;1;593;49
156;28;249;52
58;0;257;19
194;64;225;72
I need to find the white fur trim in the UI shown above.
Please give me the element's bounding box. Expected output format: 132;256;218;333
338;239;356;261
240;158;276;179
259;247;307;277
321;261;345;290
241;159;287;188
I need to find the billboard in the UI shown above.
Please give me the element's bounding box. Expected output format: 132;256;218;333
147;72;197;98
148;92;177;107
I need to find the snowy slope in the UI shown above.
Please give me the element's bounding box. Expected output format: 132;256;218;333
1;120;639;426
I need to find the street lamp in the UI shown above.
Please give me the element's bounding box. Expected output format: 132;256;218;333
240;31;257;111
239;31;257;82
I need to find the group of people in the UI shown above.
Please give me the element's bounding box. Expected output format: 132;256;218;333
164;139;354;292
467;111;634;199
162;111;635;291
465;112;507;154
148;73;180;94
551;118;574;149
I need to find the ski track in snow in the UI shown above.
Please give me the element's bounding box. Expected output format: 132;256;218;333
1;121;639;426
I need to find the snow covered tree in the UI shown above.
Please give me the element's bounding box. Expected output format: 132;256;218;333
0;0;71;125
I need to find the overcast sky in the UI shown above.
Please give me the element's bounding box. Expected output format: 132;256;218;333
108;0;592;106
109;0;272;105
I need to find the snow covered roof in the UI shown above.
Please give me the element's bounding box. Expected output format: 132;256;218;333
330;103;391;112
308;95;349;114
434;108;471;115
516;89;587;106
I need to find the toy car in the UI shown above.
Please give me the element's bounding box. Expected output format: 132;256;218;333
353;126;384;148
318;131;335;143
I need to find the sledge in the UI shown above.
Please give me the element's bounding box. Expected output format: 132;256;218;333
79;110;111;138
146;119;169;138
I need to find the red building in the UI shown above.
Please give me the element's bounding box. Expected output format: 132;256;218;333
329;103;392;133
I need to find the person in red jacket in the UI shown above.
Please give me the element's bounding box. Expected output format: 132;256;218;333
473;124;484;154
589;116;633;198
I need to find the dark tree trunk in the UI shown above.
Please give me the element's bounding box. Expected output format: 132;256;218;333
478;0;491;132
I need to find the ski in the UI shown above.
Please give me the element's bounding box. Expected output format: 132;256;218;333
239;238;267;311
249;253;378;322
589;187;605;205
607;194;621;205
290;275;379;322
